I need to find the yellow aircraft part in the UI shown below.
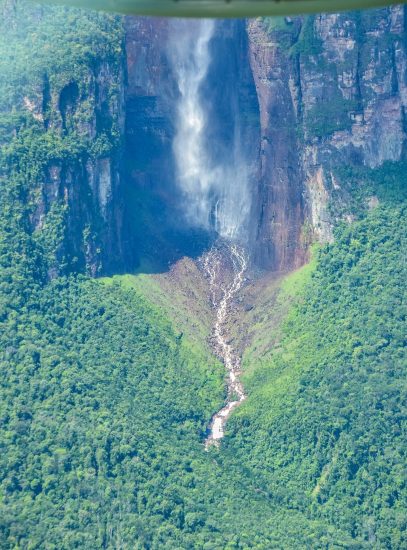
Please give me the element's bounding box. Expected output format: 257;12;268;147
32;0;405;18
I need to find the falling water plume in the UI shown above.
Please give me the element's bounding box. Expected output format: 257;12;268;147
170;20;251;241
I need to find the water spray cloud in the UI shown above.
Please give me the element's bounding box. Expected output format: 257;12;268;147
170;20;251;241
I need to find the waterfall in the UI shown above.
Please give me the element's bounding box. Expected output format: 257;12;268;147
169;22;251;445
170;20;251;241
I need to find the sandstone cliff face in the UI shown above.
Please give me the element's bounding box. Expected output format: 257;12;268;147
37;60;126;277
303;6;407;240
247;18;307;272
247;5;406;262
123;17;179;270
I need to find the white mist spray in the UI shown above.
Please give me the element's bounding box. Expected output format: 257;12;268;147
170;20;251;241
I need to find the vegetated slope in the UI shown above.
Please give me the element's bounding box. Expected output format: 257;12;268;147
105;256;215;352
226;174;407;548
0;275;225;548
0;274;344;548
0;0;126;276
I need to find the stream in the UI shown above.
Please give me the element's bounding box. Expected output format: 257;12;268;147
203;243;248;448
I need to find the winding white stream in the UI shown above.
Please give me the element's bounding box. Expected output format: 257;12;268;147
204;244;248;448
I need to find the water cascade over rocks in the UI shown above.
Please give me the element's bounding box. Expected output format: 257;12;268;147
202;243;248;448
169;20;251;445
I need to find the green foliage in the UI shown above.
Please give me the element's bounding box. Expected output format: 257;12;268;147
0;0;125;277
227;203;407;549
305;96;358;138
0;0;123;112
0;272;342;549
332;161;407;219
262;16;291;33
290;15;323;57
0;276;218;548
0;2;406;548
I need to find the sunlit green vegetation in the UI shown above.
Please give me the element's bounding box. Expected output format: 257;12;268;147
228;202;406;548
0;275;228;548
2;160;405;547
0;1;123;112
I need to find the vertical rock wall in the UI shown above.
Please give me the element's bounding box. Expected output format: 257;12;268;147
123;17;179;269
248;19;307;272
246;5;407;264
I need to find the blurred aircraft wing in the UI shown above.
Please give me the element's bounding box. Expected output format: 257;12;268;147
31;0;405;18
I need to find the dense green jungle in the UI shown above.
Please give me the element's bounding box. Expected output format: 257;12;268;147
0;1;406;549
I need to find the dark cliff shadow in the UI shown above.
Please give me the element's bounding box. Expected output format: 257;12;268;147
115;100;215;275
122;184;215;275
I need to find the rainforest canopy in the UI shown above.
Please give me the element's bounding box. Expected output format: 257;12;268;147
33;0;405;18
